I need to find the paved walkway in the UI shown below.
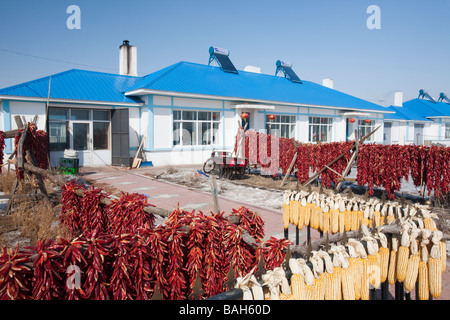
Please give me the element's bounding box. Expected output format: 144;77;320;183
78;166;293;239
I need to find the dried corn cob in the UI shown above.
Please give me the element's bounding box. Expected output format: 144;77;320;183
386;205;396;225
373;203;381;228
362;229;381;290
283;192;290;230
388;237;399;285
361;206;370;228
428;231;443;298
345;202;352;232
319;251;335;300
289;195;296;225
330;201;339;234
289;258;306;300
292;193;300;226
418;229;431;300
439;240;446;273
376;232;390;283
304;193;314;226
301;260;316;300
298;197;306;231
351;203;359;231
347;243;361;300
338;246;355;300
404;228;420;293
322;205;330;234
338;200;346;234
396;223;411;282
310;254;325;300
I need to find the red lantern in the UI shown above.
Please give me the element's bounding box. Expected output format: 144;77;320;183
268;114;276;121
241;112;249;119
349;118;356;123
364;119;371;124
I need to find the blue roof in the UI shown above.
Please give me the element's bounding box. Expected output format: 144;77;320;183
126;61;390;113
402;98;450;118
0;69;144;105
384;105;431;122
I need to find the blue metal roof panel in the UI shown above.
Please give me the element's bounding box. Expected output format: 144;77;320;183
384;105;431;122
126;61;389;112
0;69;144;104
402;99;450;118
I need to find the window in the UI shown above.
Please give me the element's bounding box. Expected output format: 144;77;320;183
309;117;333;142
445;123;450;139
359;119;375;141
48;108;110;151
266;115;296;138
48;108;69;151
173;110;220;146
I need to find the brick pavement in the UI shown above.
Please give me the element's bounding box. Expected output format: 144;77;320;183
78;165;449;300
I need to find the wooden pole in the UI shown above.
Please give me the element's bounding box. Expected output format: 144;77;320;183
279;152;297;187
335;129;360;192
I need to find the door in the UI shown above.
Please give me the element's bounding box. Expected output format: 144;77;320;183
111;109;130;166
71;122;91;165
383;122;392;145
414;123;424;145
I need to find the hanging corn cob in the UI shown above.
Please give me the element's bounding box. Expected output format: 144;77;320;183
373;203;381;228
338;200;346;234
347;242;361;300
349;239;370;300
318;199;325;232
292;193;300;226
351;203;359;231
361;205;370;228
261;267;291;300
396;222;411;283
322;204;330;234
345;202;353;232
319;250;335;300
376;231;390;284
304;193;314;227
310;253;325;300
428;231;443;299
329;245;343;300
289;258;306;300
330;200;339;234
418;229;431;300
337;245;356;300
404;227;420;293
422;210;437;232
386;205;396;225
283;192;291;230
298;197;307;231
388;236;399;285
300;259;316;300
362;226;381;290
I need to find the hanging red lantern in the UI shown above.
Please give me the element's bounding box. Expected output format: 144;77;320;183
241;112;249;119
364;119;371;124
268;114;276;121
349;118;356;123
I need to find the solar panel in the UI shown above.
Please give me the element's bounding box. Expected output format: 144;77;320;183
418;89;436;103
438;93;450;104
275;60;302;83
208;46;238;74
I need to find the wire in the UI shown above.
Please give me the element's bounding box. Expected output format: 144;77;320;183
0;48;117;72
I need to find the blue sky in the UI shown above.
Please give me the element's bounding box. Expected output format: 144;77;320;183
0;0;449;106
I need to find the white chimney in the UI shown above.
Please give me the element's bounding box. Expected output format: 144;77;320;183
394;91;403;107
322;78;334;89
244;65;261;73
119;40;137;77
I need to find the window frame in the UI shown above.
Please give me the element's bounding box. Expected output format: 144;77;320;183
265;114;296;139
445;123;450;139
308;116;334;143
172;110;221;147
358;119;376;142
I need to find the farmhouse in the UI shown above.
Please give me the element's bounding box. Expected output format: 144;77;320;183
0;40;423;168
383;91;450;146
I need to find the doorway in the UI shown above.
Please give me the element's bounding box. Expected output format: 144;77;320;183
414;123;424;145
383;122;392;145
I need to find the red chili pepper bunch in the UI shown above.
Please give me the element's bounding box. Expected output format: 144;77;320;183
262;236;292;270
0;244;32;300
78;186;109;235
0;131;5;168
225;206;265;278
106;192;155;235
295;143;313;184
59;181;87;237
26;239;65;300
52;237;87;300
357;144;450;199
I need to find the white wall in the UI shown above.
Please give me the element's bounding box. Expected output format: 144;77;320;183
9;101;46;130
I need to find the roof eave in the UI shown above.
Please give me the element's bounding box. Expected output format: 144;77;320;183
125;88;392;114
0;95;144;107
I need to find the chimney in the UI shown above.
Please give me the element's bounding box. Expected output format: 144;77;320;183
244;65;261;73
119;40;137;76
322;78;334;89
394;91;403;107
